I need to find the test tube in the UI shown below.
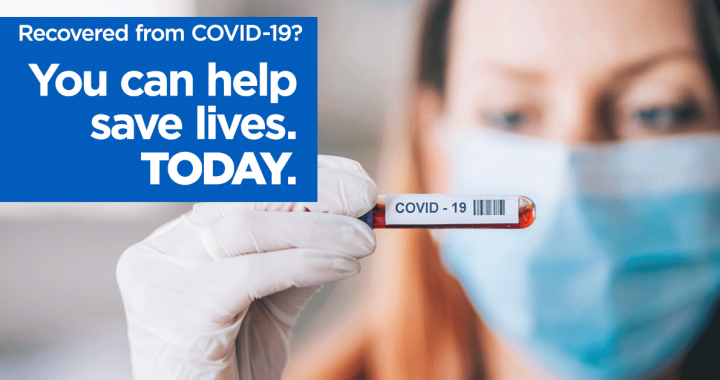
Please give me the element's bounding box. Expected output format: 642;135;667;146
359;194;536;229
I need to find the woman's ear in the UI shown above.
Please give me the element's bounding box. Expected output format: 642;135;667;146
413;86;450;194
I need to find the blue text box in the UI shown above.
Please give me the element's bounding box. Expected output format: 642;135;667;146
0;17;317;201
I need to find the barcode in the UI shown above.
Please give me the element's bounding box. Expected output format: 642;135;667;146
473;199;505;216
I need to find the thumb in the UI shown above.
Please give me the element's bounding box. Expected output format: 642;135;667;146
235;286;321;380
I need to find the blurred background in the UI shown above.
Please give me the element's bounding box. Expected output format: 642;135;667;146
0;1;418;378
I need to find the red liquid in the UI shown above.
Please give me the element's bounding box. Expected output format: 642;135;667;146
371;197;536;229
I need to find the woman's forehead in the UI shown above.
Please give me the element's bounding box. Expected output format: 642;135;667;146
449;0;700;75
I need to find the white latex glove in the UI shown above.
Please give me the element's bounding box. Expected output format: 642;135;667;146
117;155;377;380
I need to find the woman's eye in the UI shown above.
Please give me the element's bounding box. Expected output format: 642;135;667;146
633;101;701;131
483;110;528;130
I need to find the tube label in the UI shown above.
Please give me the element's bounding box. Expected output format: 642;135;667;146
384;194;519;226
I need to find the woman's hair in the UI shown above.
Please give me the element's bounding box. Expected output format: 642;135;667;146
418;0;720;97
410;0;720;378
417;0;452;95
286;1;720;378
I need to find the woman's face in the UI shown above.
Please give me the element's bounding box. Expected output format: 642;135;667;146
421;0;720;192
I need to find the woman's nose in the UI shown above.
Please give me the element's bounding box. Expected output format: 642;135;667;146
544;89;615;144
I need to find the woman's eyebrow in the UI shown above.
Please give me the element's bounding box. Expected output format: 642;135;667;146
477;62;546;83
612;48;701;81
476;48;700;84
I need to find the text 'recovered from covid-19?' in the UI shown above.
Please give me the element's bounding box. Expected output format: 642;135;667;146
0;18;317;201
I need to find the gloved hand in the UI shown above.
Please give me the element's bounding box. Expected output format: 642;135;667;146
116;155;377;380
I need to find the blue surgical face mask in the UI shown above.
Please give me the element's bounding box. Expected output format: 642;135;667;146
438;127;720;380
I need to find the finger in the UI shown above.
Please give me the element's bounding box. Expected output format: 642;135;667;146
142;215;213;260
234;285;321;379
187;201;306;225
260;286;321;321
118;246;361;324
222;248;361;303
306;165;377;217
189;160;376;224
143;215;183;241
205;211;376;259
318;155;368;174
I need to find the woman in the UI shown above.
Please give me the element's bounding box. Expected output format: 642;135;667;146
117;0;720;379
285;0;720;379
